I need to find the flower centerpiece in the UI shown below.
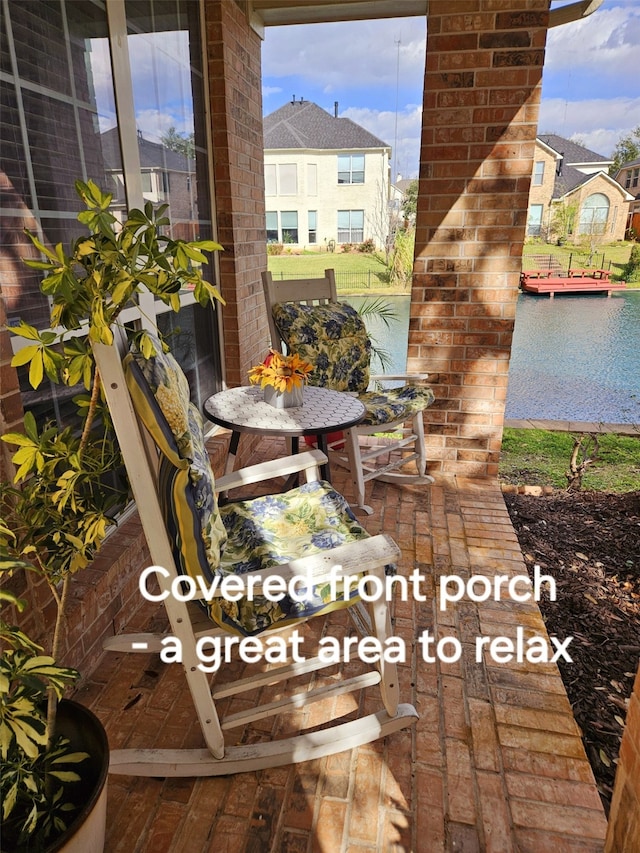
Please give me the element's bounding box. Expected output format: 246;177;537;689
248;349;313;408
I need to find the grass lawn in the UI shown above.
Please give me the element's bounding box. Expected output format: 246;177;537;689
267;250;410;294
267;251;388;275
499;428;640;492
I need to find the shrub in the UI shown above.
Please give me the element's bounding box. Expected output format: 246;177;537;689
267;242;283;255
621;243;640;282
358;238;376;253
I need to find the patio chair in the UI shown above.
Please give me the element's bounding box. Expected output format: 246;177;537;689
262;269;435;513
92;331;417;777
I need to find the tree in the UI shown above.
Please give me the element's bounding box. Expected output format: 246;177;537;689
401;179;418;221
550;200;579;245
609;126;640;176
161;126;195;159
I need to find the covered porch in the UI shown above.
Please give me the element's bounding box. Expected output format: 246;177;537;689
75;436;607;852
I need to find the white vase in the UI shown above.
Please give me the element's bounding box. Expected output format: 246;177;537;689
263;384;304;408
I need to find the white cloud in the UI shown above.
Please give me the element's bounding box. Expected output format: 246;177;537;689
545;4;640;80
134;110;191;143
341;105;422;179
262;85;283;97
538;97;640;156
262;18;426;91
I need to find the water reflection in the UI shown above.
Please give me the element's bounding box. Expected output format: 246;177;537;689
347;291;640;424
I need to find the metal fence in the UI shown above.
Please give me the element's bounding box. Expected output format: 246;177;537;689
524;252;613;275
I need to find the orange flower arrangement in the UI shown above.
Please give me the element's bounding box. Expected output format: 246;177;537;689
248;349;313;393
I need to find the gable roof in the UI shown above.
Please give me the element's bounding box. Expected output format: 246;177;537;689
534;133;628;200
555;168;634;203
537;133;611;167
617;156;640;171
264;101;389;151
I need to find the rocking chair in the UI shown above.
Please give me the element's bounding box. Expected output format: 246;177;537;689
93;331;417;777
262;269;435;514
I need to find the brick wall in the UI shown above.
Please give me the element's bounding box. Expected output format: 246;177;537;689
205;0;270;404
606;662;640;851
409;0;548;478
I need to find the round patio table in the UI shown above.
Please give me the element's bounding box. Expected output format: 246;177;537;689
203;385;365;483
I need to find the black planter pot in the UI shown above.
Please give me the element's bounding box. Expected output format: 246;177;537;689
46;699;109;853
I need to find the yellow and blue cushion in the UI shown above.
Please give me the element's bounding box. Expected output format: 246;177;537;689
272;301;434;426
124;333;374;636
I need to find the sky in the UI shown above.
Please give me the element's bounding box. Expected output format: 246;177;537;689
261;0;640;180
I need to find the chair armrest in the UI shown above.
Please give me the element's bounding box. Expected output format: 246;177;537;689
189;533;401;601
370;373;429;383
216;449;327;492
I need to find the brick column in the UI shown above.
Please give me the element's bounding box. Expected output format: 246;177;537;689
204;0;269;389
606;663;640;851
409;1;548;477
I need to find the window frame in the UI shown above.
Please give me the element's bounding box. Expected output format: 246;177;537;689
3;0;223;420
533;161;545;186
338;153;365;185
526;203;544;236
337;209;364;243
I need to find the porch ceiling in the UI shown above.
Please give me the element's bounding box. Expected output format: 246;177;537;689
249;0;603;28
250;0;427;27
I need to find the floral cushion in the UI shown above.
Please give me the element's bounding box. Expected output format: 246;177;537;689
359;385;435;427
124;334;228;585
124;332;382;637
217;481;373;635
272;300;434;426
272;301;371;393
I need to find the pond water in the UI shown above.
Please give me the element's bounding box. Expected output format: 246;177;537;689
347;291;640;425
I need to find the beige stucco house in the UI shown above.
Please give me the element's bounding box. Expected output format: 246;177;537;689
264;100;391;249
527;134;633;242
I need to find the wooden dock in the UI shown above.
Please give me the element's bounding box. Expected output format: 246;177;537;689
520;268;627;298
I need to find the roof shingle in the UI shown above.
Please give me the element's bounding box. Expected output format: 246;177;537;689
264;101;389;150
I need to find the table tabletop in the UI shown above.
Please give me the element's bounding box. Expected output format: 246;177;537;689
203;385;365;436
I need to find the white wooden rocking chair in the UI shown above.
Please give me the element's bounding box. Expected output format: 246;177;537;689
262;269;435;513
93;332;417;777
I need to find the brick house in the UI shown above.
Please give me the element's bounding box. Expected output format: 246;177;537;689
0;2;637;846
527;134;632;242
101;128;199;241
264;99;391;249
615;155;640;237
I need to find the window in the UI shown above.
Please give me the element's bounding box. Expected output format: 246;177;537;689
265;164;276;195
578;193;610;235
533;161;545;186
338;154;365;184
526;204;544;236
308;211;317;244
281;211;298;244
278;164;297;195
266;211;279;242
1;0;222;423
338;210;364;243
633;168;639;189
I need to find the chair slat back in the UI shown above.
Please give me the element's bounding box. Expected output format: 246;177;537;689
262;269;338;351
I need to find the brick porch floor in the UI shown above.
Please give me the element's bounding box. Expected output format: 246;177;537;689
76;437;608;852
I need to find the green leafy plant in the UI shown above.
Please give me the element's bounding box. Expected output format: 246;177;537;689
0;179;223;848
0;586;83;850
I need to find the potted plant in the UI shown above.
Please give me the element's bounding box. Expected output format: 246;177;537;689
248;348;313;408
0;179;223;851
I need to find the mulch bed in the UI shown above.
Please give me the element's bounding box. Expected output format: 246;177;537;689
503;489;640;813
